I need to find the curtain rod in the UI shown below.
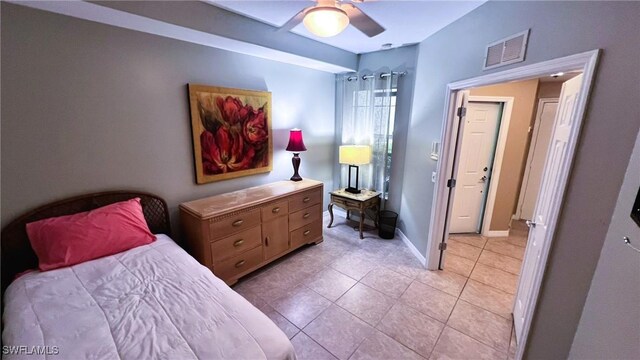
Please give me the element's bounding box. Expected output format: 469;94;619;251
346;71;407;81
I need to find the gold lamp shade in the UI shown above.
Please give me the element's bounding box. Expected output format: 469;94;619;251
339;145;371;194
339;145;371;165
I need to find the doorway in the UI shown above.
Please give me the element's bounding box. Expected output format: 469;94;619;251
426;50;599;360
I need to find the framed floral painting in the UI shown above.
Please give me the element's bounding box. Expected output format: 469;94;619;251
188;84;273;184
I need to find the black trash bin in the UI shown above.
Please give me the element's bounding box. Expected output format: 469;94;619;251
378;210;398;239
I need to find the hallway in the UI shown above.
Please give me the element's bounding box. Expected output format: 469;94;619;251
444;220;529;359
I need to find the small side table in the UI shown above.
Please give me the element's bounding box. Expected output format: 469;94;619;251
328;189;381;239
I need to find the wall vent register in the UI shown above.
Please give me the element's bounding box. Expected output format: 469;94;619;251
483;30;530;70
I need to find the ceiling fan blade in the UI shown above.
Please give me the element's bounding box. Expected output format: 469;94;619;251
340;3;385;37
278;8;309;32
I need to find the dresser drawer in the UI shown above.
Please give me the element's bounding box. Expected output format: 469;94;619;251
261;200;288;223
209;208;261;240
289;188;322;212
289;203;321;230
210;225;261;263
290;220;322;248
214;245;263;280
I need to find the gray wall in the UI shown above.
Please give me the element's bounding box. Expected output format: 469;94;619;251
399;1;640;358
569;130;640;359
357;46;418;215
1;3;336;233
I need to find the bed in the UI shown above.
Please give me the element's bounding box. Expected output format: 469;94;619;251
1;191;295;360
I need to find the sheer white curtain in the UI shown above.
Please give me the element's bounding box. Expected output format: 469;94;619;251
339;72;394;204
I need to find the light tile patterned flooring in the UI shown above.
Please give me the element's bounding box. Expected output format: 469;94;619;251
233;215;528;360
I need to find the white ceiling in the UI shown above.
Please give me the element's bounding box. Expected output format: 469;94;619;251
207;0;487;54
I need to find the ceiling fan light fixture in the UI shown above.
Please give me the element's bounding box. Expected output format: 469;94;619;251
303;7;349;37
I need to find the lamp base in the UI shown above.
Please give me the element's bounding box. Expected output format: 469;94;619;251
346;165;360;194
345;187;361;194
290;153;303;182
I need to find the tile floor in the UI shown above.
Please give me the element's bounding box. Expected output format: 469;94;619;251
233;215;529;360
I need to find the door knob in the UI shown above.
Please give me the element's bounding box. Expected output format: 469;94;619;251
480;176;487;182
483;167;488;171
526;220;537;228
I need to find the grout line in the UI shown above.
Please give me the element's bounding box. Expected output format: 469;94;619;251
442;235;512;355
475;257;522;276
434;233;525;357
426;324;447;359
482;247;525;261
471;254;519;295
449;299;511;354
347;332;371;359
299;328;342;359
374;330;427;360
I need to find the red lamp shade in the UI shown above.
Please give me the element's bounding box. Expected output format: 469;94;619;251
286;129;307;152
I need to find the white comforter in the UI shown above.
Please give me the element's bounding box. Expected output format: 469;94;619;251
2;235;295;360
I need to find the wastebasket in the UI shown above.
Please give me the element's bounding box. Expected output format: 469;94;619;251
378;210;398;239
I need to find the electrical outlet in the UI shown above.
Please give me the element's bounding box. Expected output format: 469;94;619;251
431;171;437;183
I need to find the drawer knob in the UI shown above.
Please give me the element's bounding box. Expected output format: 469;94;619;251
303;213;311;219
303;230;311;236
272;207;281;214
235;260;246;268
303;197;311;203
233;239;244;247
232;219;244;227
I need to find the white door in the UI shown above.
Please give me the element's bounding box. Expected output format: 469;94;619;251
518;100;559;220
449;102;502;233
514;74;584;342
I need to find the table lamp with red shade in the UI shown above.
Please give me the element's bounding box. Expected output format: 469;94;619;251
286;128;307;181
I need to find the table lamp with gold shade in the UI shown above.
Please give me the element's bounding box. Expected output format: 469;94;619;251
339;145;371;194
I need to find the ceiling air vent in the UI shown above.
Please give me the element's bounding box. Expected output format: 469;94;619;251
483;30;530;70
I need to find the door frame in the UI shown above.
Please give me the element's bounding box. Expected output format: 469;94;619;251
466;96;515;237
425;49;600;359
515;98;559;220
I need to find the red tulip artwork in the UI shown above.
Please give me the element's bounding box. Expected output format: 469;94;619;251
188;85;273;184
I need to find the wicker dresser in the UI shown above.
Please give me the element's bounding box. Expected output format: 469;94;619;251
179;179;323;285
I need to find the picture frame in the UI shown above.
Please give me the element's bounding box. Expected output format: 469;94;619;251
187;84;273;184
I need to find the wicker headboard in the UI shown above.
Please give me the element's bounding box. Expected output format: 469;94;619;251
1;191;171;296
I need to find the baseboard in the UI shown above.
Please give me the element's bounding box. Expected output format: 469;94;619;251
396;229;427;266
486;230;510;237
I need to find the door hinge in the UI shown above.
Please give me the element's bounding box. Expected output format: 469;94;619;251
447;179;456;188
457;106;467;117
438;242;448;251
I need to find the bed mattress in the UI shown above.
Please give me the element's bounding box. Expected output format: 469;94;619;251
2;234;295;360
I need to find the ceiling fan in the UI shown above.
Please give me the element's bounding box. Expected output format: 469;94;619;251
279;0;385;38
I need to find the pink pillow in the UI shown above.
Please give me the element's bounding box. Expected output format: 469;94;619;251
26;198;155;271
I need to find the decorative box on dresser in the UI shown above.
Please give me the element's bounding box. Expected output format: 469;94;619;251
180;179;323;285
